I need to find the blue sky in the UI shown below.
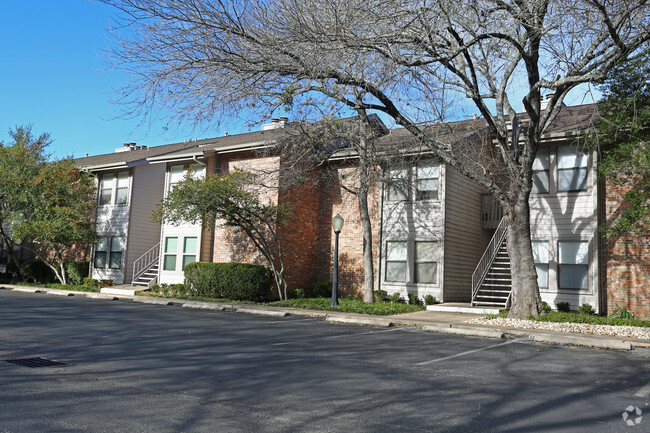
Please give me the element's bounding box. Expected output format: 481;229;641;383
0;0;227;159
1;1;601;160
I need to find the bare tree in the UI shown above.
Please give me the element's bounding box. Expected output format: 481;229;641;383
101;0;650;318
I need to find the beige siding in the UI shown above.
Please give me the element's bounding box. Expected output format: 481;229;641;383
531;145;599;312
123;163;166;283
443;167;492;302
380;162;446;300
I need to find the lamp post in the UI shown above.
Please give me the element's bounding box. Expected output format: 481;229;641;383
331;214;344;307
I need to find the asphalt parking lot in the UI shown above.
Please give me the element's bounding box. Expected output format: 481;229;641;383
0;289;649;432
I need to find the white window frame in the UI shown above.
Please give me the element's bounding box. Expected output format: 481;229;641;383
557;145;588;192
94;236;125;270
558;240;589;290
98;170;130;206
385;239;439;285
386;161;440;202
531;148;550;194
414;241;439;284
532;240;549;288
166;163;205;196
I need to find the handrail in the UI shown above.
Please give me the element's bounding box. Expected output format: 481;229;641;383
471;217;508;303
132;243;160;283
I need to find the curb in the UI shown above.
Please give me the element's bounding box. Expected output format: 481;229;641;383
422;324;505;339
326;316;394;327
236;308;289;317
528;333;632;351
134;297;176;306
182;301;227;311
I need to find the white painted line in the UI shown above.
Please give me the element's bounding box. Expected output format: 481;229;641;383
272;327;402;346
415;339;518;366
634;381;650;398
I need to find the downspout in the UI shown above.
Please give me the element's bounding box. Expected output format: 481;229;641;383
377;168;385;293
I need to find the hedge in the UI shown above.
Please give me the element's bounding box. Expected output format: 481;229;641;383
65;261;89;285
19;260;56;284
184;262;272;302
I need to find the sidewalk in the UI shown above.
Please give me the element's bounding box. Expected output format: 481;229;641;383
4;284;650;351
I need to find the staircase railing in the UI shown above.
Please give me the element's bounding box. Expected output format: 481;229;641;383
132;243;160;283
472;217;508;304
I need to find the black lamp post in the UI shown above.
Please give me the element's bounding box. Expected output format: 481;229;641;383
330;214;344;307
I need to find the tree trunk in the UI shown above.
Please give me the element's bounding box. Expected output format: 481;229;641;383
357;165;375;303
505;194;543;319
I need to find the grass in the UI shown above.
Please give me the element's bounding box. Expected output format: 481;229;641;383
486;309;650;328
141;291;425;315
269;298;425;315
11;281;99;293
530;311;650;328
6;281;101;293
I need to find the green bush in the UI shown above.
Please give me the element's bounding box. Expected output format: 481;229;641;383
609;304;636;320
374;289;388;302
65;261;89;285
390;292;403;303
270;298;425;315
83;277;99;288
20;260;56;284
0;271;13;283
184;262;272;302
424;295;438;306
578;303;595;315
541;301;552;314
556;301;571;312
311;275;330;298
408;292;422;306
289;288;306;299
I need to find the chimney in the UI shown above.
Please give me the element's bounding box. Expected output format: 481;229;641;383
224;132;229;136
261;116;289;131
472;113;477;120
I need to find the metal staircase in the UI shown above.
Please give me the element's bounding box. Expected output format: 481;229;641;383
471;218;512;308
131;243;160;288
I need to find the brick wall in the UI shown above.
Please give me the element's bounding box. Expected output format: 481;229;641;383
316;163;381;298
604;175;650;319
209;153;382;299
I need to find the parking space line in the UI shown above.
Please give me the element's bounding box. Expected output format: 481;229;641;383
634;381;650;398
415;339;518;366
272;327;403;346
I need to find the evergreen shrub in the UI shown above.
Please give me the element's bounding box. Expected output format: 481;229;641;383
184;262;272;302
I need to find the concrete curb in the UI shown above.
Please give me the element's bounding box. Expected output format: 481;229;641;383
422;324;505;339
326;316;394;327
182;302;226;311
134;297;176;306
236;308;289;317
527;333;632;350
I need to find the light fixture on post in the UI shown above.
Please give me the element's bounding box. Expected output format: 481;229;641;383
330;214;344;307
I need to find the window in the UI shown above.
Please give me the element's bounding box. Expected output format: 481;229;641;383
386;241;407;282
557;145;588;192
415;241;438;283
386;161;440;201
99;171;129;205
532;241;549;288
532;148;550;194
94;236;125;270
182;237;198;270
387;168;408;201
163;237;178;271
559;241;589;290
415;162;439;200
94;237;108;268
167;163;205;194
